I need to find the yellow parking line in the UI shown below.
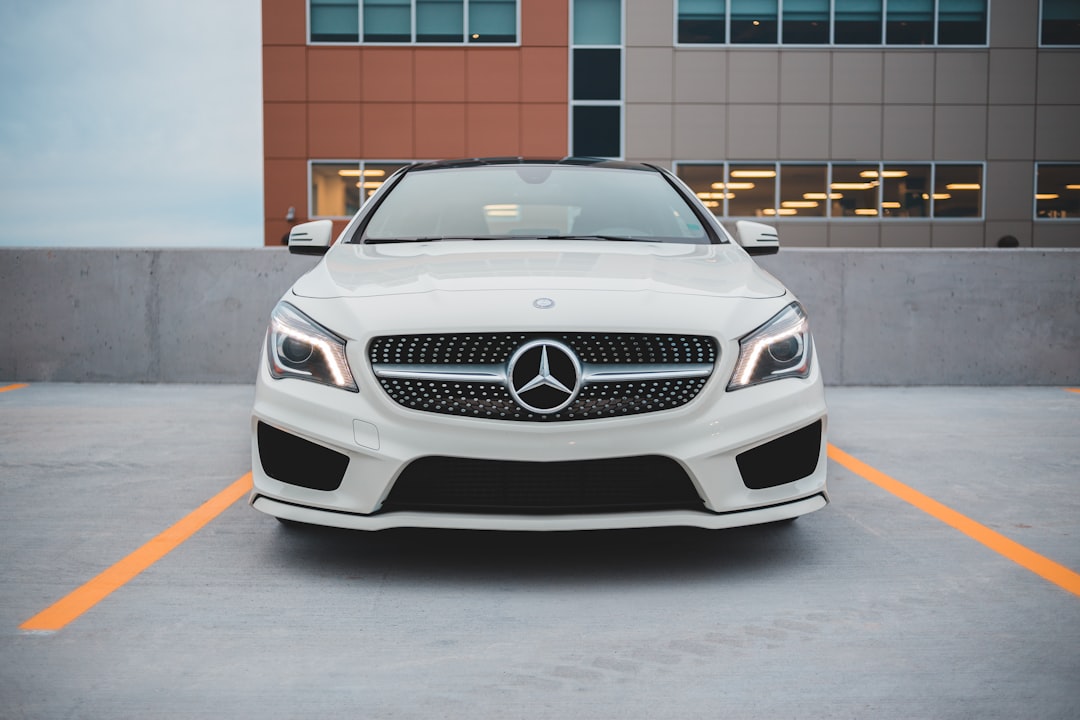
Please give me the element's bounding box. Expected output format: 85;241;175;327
20;472;252;632
0;383;28;394
827;444;1080;598
1066;388;1080;395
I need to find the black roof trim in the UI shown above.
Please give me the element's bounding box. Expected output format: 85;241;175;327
405;157;657;172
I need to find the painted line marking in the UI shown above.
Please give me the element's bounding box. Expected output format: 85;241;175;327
827;444;1080;598
1066;388;1080;395
20;472;252;633
0;383;28;394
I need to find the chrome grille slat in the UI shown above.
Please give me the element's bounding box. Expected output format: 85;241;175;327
369;333;717;422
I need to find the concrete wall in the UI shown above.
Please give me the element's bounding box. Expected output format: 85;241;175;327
1;248;1077;385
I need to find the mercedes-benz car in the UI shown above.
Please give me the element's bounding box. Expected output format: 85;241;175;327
251;158;828;531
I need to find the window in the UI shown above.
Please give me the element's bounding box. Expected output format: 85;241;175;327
782;0;830;43
678;0;725;43
676;0;987;45
311;161;410;217
779;165;829;217
311;0;519;43
1042;0;1080;45
674;161;984;219
573;107;621;158
571;0;623;158
312;0;361;42
575;0;622;44
879;164;931;217
938;0;987;44
730;0;778;43
1035;164;1080;219
835;0;882;43
933;164;982;218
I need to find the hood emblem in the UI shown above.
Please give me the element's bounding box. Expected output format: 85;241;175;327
507;340;581;415
533;297;555;309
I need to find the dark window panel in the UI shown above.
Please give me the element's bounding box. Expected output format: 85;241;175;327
573;106;621;158
574;49;621;101
835;0;883;44
1042;0;1080;45
937;0;986;44
782;0;829;44
886;0;934;44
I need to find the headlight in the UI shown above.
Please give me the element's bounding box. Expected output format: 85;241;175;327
266;302;358;392
727;302;813;391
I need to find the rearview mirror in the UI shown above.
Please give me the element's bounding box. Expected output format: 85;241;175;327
734;220;780;256
288;220;334;256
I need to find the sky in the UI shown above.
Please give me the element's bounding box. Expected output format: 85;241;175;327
0;0;264;247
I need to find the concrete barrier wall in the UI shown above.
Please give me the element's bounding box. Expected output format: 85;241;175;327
1;248;1077;385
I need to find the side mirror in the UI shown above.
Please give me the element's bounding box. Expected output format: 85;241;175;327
288;219;334;256
734;220;780;256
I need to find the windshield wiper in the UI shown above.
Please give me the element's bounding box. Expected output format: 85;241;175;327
538;235;655;243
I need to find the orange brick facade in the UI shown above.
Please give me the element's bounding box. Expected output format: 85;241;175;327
262;0;570;245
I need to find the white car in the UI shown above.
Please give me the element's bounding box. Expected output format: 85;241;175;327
251;158;828;531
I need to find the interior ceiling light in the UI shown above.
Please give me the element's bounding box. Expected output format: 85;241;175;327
860;170;910;178
882;201;902;209
945;183;981;190
1066;184;1080;190
762;208;797;216
804;192;842;200
730;170;777;178
1035;194;1061;200
854;208;879;216
781;201;819;208
831;182;878;191
711;182;756;190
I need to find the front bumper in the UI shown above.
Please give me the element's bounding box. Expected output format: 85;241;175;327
250;345;828;531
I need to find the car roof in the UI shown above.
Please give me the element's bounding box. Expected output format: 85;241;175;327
404;157;660;173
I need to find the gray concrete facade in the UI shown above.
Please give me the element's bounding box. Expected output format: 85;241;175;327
2;248;1077;385
624;0;1080;248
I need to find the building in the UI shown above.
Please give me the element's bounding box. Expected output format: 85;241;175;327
261;0;1080;247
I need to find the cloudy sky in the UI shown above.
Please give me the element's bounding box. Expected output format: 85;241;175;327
0;0;263;247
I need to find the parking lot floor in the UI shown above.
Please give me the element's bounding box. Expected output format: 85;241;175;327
1;382;1078;719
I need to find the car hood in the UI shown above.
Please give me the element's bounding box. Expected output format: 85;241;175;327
291;240;787;300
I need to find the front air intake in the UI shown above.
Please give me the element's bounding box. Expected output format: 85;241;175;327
736;421;823;490
257;422;349;492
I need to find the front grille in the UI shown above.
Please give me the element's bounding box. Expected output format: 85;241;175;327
370;333;717;422
380;456;704;514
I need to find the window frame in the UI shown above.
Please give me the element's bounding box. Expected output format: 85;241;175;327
308;0;521;46
1034;163;1080;221
673;160;986;221
672;0;989;47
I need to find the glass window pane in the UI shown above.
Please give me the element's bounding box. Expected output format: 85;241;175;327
363;0;410;41
731;0;779;43
933;164;982;217
779;165;828;218
835;0;882;44
1036;164;1080;219
938;0;986;44
887;0;934;44
728;165;778;217
312;163;362;217
312;0;360;42
678;0;726;43
417;0;464;42
573;49;621;100
574;0;621;45
876;164;931;217
782;0;829;44
676;164;728;216
831;164;881;217
1042;0;1080;45
573;106;621;157
469;0;516;42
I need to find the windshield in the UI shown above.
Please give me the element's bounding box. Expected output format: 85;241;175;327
358;165;714;244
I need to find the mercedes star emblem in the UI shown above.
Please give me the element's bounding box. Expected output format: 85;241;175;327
507;340;582;414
